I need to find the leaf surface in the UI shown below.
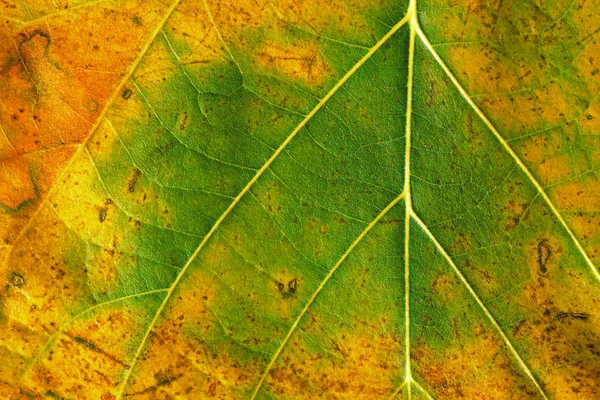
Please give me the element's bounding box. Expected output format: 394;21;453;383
1;0;600;399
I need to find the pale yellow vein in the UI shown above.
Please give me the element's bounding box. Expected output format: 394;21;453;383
2;0;184;270
250;190;406;399
404;3;418;397
117;11;412;399
416;25;600;283
411;211;549;400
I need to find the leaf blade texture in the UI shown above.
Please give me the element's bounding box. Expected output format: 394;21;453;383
1;0;599;399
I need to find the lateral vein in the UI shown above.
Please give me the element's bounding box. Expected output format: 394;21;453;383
250;191;406;399
415;26;600;283
411;211;549;400
117;12;411;398
2;0;184;269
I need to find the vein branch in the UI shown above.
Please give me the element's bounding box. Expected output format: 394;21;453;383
17;288;168;383
411;211;549;400
415;25;600;283
2;0;184;270
250;191;406;399
117;11;412;398
388;380;408;400
404;1;417;396
412;379;436;400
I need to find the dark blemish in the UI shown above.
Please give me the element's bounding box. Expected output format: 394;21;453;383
73;336;101;351
284;278;297;298
332;341;349;358
122;88;133;100
16;389;39;400
125;373;183;396
544;309;551;317
86;99;99;113
278;279;298;298
128;168;141;193
483;270;492;283
99;207;107;223
8;272;25;287
587;114;593;120
179;112;189;130
106;198;113;205
185;59;211;65
44;391;66;400
428;79;438;108
512;319;526;336
554;312;590;321
537;239;551;274
70;334;131;369
19;30;51;53
132;16;142;26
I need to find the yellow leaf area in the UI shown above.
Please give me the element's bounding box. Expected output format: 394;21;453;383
426;0;600;264
1;0;600;399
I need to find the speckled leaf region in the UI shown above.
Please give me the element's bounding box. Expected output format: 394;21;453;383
1;0;600;398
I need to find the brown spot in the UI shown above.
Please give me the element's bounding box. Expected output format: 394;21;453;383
537;239;551;274
257;41;330;85
127;168;141;193
177;112;188;131
8;272;25;287
208;382;217;395
554;312;590;321
125;372;183;396
98;207;107;223
121;88;133;100
266;327;402;398
413;325;538;399
280;278;297;299
67;333;131;369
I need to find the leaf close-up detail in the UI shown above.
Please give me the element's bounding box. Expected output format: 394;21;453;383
1;0;600;398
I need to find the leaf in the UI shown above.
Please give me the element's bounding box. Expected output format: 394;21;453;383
1;0;599;399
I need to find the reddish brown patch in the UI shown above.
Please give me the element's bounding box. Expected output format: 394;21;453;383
0;156;36;209
0;1;169;245
413;326;539;399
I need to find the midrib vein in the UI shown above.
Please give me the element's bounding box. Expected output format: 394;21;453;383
416;26;600;283
117;12;411;398
411;212;549;400
404;1;417;399
252;5;417;399
2;0;183;270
